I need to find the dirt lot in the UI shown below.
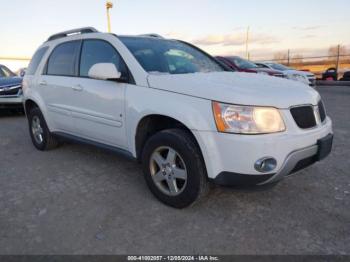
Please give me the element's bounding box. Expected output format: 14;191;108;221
0;86;349;255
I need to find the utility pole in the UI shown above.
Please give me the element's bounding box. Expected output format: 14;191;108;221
106;1;113;33
287;49;290;66
335;44;340;73
246;26;250;60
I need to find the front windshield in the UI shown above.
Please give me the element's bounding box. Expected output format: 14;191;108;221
256;63;269;68
228;57;258;69
119;37;224;74
268;63;291;71
0;65;15;78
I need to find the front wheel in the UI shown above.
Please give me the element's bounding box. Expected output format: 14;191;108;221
141;129;209;208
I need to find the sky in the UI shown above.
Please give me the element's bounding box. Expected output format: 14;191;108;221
1;0;350;71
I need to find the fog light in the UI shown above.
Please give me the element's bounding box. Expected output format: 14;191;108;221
254;157;277;173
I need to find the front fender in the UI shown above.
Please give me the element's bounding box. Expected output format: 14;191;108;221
125;86;216;157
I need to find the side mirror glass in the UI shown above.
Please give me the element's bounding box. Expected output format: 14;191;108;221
88;63;121;80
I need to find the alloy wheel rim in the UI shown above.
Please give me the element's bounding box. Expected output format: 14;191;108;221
149;146;188;196
31;116;44;144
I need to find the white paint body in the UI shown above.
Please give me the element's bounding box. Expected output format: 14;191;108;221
23;32;332;180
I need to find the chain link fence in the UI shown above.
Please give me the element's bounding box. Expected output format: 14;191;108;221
255;45;350;80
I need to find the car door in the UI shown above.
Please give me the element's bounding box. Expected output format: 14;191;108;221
70;39;130;149
39;40;81;133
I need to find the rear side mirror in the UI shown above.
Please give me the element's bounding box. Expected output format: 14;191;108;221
88;63;121;80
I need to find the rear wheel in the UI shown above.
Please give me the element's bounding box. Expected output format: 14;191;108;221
142;129;209;208
28;107;60;151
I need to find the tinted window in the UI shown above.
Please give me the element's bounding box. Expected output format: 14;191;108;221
119;37;224;74
27;47;49;75
268;63;291;71
256;63;269;69
0;66;6;77
79;40;127;77
228;57;258;69
0;65;15;77
47;41;80;76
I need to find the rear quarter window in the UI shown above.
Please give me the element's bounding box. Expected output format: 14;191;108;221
27;47;49;75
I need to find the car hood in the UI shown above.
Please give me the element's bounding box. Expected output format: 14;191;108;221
0;76;22;89
147;72;320;108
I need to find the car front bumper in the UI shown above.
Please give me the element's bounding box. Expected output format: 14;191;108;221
212;133;333;186
193;117;333;186
0;94;23;108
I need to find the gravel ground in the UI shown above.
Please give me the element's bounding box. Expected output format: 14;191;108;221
0;86;349;255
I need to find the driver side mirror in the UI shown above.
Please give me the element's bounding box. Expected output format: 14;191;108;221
88;63;121;81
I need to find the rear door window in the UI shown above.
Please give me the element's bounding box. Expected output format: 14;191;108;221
47;41;81;76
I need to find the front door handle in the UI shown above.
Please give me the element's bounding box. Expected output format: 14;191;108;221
72;85;83;91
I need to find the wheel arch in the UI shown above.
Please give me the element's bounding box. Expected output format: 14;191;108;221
24;99;40;115
134;114;205;164
23;97;54;132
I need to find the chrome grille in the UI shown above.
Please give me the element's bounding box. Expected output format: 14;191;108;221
0;85;21;96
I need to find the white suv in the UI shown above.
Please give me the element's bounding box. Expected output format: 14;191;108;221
23;28;333;208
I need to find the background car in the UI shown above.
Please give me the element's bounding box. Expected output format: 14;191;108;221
216;56;285;78
322;67;338;81
340;71;350;81
0;64;23;112
16;68;27;77
256;62;316;87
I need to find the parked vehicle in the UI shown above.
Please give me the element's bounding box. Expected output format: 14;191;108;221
23;28;333;208
0;64;23;110
216;56;285;78
322;68;338;81
16;68;27;77
256;62;316;87
340;71;350;81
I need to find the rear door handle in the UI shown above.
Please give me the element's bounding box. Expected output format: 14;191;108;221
72;85;83;91
39;80;47;86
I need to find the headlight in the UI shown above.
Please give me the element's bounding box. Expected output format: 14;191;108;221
212;102;286;134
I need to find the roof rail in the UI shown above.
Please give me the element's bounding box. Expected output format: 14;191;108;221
47;27;98;41
138;34;164;39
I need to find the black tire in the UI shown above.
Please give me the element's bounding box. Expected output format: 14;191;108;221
141;129;209;208
28;107;60;151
